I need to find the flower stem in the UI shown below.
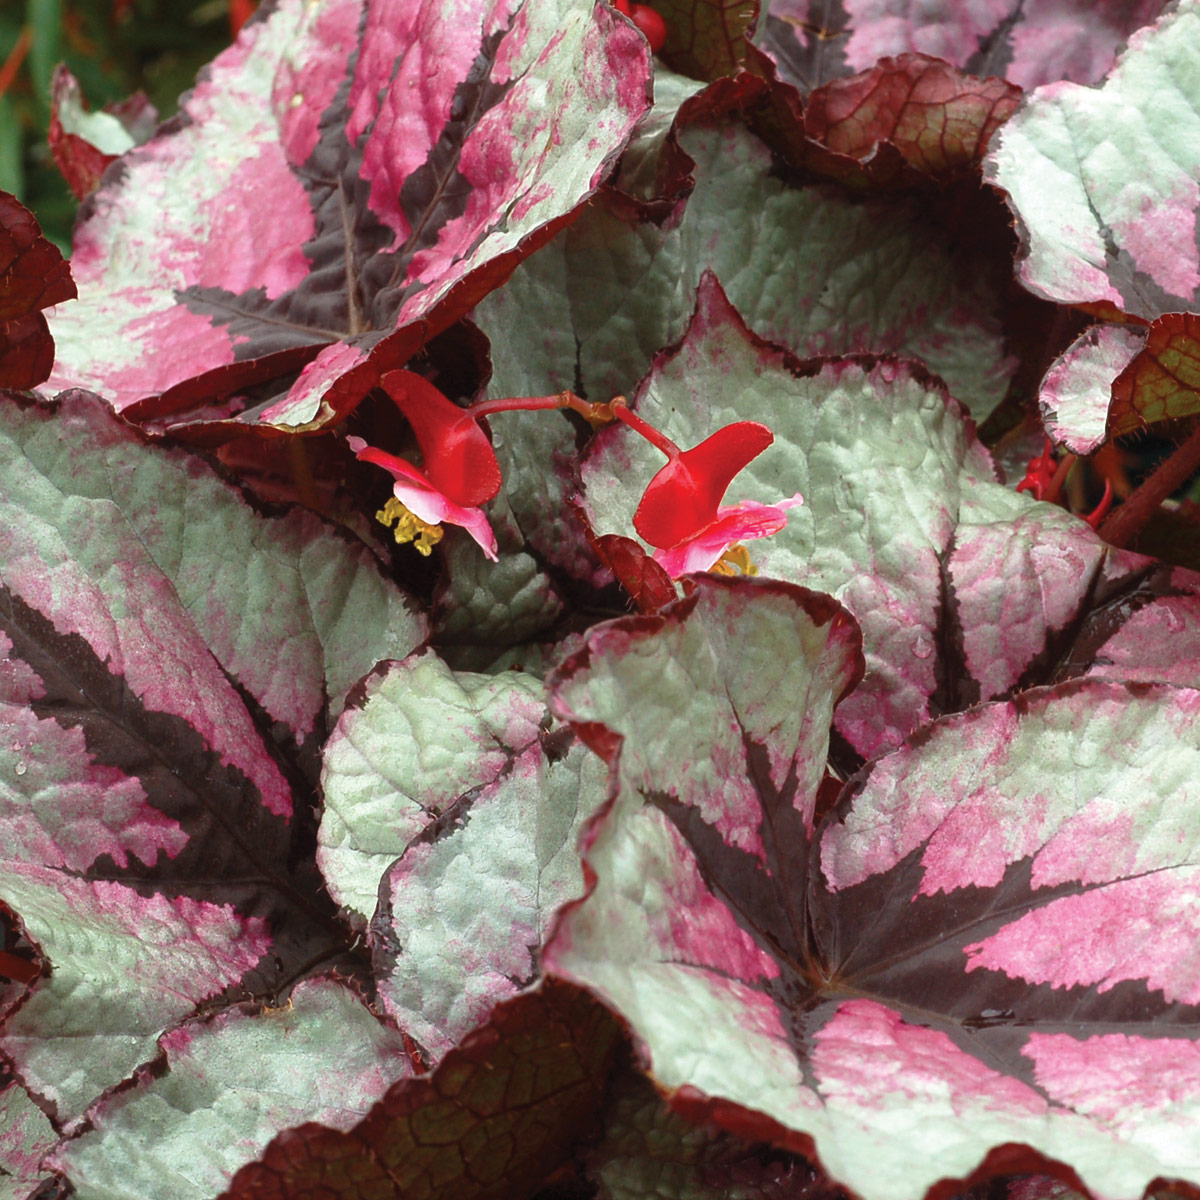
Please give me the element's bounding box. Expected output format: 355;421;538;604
611;401;681;460
469;393;574;418
1098;421;1200;547
469;390;615;423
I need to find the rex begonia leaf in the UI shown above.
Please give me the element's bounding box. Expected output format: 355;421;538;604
759;0;1168;92
578;275;1200;755
1036;322;1146;453
0;1076;57;1197
546;580;1200;1199
46;0;652;440
51;978;411;1200
219;980;621;1200
584;1066;826;1200
988;2;1200;443
987;1;1200;319
319;649;607;1059
802;54;1021;179
1033;311;1200;450
1050;562;1200;691
0;193;76;391
573;275;972;754
475;117;1014;511
0;390;423;1122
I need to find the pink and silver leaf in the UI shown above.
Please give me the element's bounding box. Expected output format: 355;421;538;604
0;391;422;1122
51;978;413;1200
577;275;1200;761
320;650;608;1063
46;0;652;441
988;1;1200;320
758;0;1170;93
549;588;1200;1200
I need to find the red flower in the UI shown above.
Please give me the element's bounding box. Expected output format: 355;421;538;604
1016;437;1059;502
379;370;502;507
652;496;803;577
348;370;502;560
616;408;801;576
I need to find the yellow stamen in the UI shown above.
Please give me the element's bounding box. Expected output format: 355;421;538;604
711;543;758;576
375;497;444;556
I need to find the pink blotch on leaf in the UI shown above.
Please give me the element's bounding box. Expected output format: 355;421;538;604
272;0;362;165
50;299;237;406
642;813;779;985
195;148;313;298
1024;1030;1200;1125
812;998;1046;1114
1109;177;1200;302
964;871;1200;1004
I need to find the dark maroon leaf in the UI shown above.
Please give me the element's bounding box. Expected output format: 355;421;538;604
805;54;1021;178
0;195;75;323
590;533;679;612
0;193;75;391
219;980;621;1200
0;313;57;392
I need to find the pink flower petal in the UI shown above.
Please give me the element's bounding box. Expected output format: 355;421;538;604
347;435;499;561
652;495;802;577
389;478;499;562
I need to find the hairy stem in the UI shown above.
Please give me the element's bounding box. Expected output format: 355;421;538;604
1098;421;1200;547
470;390;613;425
612;401;681;460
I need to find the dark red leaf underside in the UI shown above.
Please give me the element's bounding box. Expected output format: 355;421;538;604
1109;313;1200;435
735;51;1021;190
0;192;75;390
590;533;679;612
219;980;621;1200
654;0;760;82
805;54;1021;178
0;195;75;322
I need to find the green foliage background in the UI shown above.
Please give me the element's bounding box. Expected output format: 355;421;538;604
1;0;239;250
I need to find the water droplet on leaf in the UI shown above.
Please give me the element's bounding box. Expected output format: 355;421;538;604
911;632;933;659
14;762;26;776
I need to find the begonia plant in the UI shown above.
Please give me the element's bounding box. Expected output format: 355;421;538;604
6;1;1200;1198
